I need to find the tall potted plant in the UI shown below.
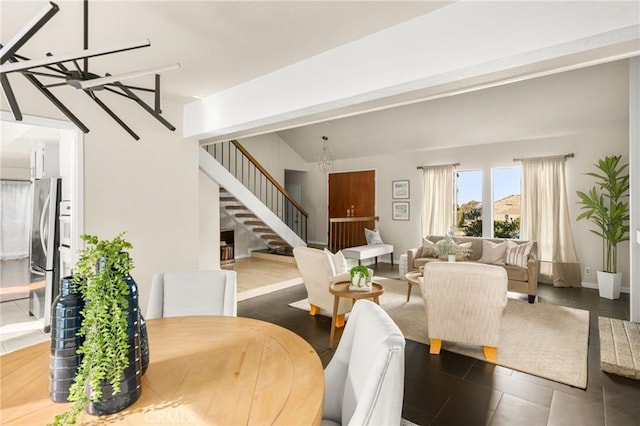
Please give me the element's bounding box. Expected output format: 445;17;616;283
576;155;630;299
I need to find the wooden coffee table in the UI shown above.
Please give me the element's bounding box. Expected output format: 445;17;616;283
328;281;384;349
405;271;422;302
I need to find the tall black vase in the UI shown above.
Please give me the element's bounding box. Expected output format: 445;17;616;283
86;267;143;416
50;276;84;403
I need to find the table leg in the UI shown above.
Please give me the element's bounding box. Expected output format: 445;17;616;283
329;295;340;349
373;295;380;304
407;283;412;302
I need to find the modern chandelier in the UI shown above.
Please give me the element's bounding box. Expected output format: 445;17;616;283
318;135;333;174
0;1;180;140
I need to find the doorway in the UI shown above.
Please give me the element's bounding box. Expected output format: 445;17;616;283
328;170;375;247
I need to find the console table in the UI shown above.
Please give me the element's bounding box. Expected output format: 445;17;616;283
1;316;324;425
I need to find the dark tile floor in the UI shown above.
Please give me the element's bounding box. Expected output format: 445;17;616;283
238;263;640;426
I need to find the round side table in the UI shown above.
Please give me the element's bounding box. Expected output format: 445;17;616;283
404;271;423;302
328;281;384;349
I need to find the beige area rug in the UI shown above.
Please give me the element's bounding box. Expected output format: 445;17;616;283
289;277;590;389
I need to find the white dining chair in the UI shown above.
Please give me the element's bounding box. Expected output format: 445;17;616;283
146;269;237;319
322;299;406;426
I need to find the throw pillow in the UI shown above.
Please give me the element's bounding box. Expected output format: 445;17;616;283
421;238;437;258
478;240;507;265
364;228;384;245
324;248;348;274
505;241;534;268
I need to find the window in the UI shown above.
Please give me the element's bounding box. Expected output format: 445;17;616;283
492;167;521;238
456;170;482;236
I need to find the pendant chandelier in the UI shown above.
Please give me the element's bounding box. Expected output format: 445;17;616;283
0;0;180;140
318;135;333;174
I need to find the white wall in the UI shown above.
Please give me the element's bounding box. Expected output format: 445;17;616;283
2;81;201;313
199;170;220;270
0;154;30;180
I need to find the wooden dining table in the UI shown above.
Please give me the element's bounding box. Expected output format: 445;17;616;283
0;316;325;425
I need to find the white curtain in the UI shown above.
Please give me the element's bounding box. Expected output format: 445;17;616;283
421;165;456;236
0;180;32;260
521;158;581;287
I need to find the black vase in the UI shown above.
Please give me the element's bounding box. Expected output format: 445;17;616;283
50;276;84;403
86;265;143;416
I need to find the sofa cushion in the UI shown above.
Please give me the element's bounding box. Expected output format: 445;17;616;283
421;238;437;258
505;241;534;268
478;240;508;265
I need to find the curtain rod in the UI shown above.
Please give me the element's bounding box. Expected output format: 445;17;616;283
513;153;574;162
416;162;460;170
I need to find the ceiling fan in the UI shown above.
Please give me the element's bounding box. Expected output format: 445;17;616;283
0;0;180;140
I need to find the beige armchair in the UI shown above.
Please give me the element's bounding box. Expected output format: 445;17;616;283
293;247;353;328
419;262;508;362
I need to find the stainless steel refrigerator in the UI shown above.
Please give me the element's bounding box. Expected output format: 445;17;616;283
29;177;61;332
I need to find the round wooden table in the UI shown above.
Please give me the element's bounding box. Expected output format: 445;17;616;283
0;316;324;425
405;271;423;302
329;281;384;349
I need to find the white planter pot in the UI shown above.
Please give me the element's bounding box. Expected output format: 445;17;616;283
349;269;373;291
597;271;622;299
448;254;456;262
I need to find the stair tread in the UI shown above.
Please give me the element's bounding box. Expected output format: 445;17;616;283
245;221;266;226
252;228;273;233
220;197;237;202
235;213;256;218
225;206;248;210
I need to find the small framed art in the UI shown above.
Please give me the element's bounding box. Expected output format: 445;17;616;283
392;180;410;199
392;201;410;221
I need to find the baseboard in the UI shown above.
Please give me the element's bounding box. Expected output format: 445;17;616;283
581;281;630;294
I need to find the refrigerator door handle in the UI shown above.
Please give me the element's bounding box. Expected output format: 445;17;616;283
30;265;45;276
39;192;51;255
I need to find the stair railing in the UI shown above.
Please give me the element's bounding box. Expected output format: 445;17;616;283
204;141;308;242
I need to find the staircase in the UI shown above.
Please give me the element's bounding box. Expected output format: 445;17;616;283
219;189;289;249
199;142;307;251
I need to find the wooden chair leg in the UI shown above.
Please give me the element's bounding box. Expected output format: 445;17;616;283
429;339;442;354
335;314;345;328
483;346;497;363
309;304;320;316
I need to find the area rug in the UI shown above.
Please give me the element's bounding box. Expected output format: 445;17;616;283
289;277;590;388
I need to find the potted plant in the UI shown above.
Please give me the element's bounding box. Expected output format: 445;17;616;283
349;265;373;291
53;233;143;425
576;155;630;299
433;235;460;262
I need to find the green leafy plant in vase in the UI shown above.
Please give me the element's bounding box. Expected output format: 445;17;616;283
52;233;142;425
576;155;629;299
349;265;373;291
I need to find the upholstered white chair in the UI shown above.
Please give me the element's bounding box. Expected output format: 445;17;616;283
293;246;353;327
322;300;406;426
420;262;508;362
146;270;237;319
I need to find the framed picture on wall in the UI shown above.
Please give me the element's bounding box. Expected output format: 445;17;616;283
392;180;410;199
392;201;410;221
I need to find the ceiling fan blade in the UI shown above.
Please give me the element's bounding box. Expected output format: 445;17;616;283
0;39;151;74
71;63;181;90
0;2;59;64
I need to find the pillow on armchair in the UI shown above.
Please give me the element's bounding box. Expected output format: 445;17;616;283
324;248;348;273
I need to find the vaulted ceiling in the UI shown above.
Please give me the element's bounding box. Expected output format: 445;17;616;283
1;1;638;161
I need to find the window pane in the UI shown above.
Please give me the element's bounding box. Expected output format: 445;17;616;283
456;170;482;236
493;167;521;239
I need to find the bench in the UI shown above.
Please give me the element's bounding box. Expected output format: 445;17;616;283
341;244;394;267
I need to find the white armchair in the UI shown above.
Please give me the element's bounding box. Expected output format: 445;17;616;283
323;300;406;426
146;270;237;319
420;262;508;362
293;247;353;327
